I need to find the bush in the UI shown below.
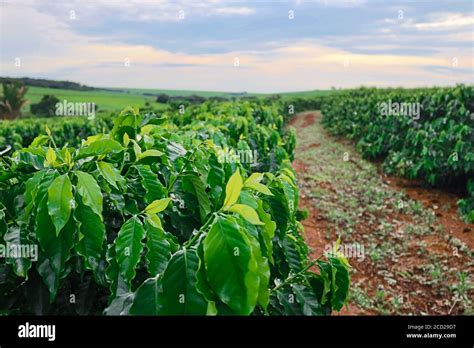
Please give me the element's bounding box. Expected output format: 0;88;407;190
30;95;60;117
156;94;170;103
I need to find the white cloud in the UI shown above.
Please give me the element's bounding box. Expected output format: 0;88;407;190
213;7;255;16
411;13;474;31
309;0;367;8
20;0;256;23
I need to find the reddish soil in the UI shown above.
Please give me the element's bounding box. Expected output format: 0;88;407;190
382;174;474;250
302;113;316;127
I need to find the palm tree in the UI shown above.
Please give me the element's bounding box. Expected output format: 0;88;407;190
0;82;29;119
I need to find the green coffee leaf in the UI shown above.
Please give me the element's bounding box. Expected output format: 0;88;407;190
76;139;123;160
145;223;173;276
97;161;124;189
74;198;106;282
318;257;350;311
184;173;211;223
203;216;259;315
36;198;75;301
47;174;73;235
223;168;243;209
135;165;166;203
144;198;171;214
45;147;56;167
76;171;103;218
115;217;146;288
244;173;273;195
131;249;208;315
138;149;164;160
129;276;161;315
228;204;264;225
3;226;32;278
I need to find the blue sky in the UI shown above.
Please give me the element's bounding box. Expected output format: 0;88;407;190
0;0;472;92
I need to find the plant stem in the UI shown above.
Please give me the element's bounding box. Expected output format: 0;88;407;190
270;255;323;293
48;134;59;152
166;143;203;195
0;202;20;227
184;212;216;248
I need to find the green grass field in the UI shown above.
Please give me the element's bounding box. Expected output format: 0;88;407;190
22;86;161;114
19;86;268;115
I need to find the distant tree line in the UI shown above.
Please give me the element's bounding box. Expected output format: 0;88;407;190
156;94;212;104
0;77;96;91
154;93;265;105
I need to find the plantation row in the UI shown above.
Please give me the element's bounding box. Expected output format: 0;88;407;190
320;85;474;223
0;97;322;151
0;101;349;315
0;116;113;151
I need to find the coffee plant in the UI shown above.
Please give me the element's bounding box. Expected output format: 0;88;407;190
0;102;350;315
0;115;113;151
320;85;474;222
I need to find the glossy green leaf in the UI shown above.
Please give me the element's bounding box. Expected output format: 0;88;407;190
203;215;259;315
244;173;273;195
282;235;303;273
145;223;173;276
36;198;75;301
144;198;171;215
184;173;211;223
115;217;146;288
135;165;165;203
256;201;276;264
74;198;106;281
157;249;208;314
318;257;350;311
129;276;161;315
245;232;270;310
131;249;208;315
47;174;73;235
228;204;264;225
138;149;164;160
292;283;324;315
3;226;32;278
223;168;243;209
76;139;123;160
97;161;124;189
275;286;303;315
195;239;217;302
75;171;103;218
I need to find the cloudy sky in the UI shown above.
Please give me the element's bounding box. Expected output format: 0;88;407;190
0;0;472;92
